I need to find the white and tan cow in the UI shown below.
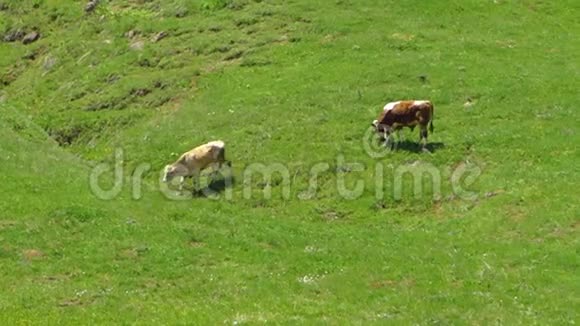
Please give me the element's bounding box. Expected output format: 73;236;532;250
372;100;434;150
163;140;231;192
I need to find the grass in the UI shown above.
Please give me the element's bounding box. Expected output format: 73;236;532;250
0;0;578;323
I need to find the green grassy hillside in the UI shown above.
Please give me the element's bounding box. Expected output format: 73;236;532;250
0;0;578;323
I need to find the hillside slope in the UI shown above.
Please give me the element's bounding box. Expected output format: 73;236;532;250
0;0;578;323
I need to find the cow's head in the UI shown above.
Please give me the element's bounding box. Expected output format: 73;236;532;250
372;119;390;133
162;165;177;183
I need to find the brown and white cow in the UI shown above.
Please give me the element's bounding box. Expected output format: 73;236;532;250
371;100;434;150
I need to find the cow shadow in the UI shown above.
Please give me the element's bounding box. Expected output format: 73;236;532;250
208;175;236;193
389;140;445;153
193;175;236;197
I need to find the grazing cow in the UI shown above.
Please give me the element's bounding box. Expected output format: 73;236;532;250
163;140;231;192
371;100;434;151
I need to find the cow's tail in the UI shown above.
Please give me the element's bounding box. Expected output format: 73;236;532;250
429;103;434;133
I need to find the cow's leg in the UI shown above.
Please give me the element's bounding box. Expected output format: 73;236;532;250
211;164;218;180
210;163;221;181
178;176;185;192
384;130;395;150
377;132;385;145
383;130;389;147
192;171;202;196
406;126;415;144
420;126;429;152
215;159;228;175
192;174;198;192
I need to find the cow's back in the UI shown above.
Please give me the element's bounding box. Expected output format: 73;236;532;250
378;100;432;127
179;141;224;171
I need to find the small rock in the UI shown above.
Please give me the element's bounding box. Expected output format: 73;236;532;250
224;50;244;61
463;97;475;108
129;40;144;51
85;0;99;13
375;200;387;209
119;248;139;259
3;29;25;42
22;31;40;45
43;55;57;70
485;190;504;198
151;31;167;43
125;30;137;39
137;58;152;67
22;51;36;60
131;88;151;97
336;165;352;173
322;211;339;221
189;240;205;248
23;249;43;260
175;8;188;18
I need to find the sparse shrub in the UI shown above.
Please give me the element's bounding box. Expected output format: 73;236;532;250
47;125;85;146
235;17;259;27
240;58;271;67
